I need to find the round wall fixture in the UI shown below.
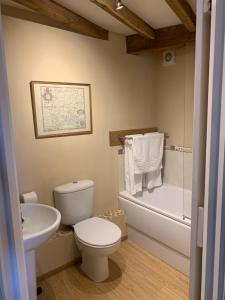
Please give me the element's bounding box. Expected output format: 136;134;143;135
163;51;176;66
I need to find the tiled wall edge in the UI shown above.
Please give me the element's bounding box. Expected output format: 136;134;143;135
164;145;192;153
117;145;192;155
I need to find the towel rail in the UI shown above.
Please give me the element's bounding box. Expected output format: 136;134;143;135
109;127;158;146
119;133;169;144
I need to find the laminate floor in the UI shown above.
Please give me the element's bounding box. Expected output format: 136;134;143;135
38;240;188;300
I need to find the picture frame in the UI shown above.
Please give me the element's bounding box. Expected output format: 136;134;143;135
30;81;92;139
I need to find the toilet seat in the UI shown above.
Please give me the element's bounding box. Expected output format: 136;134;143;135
73;217;121;247
75;235;120;249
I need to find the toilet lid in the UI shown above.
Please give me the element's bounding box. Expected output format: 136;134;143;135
73;217;121;247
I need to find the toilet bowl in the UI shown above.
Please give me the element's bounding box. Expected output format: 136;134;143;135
74;217;121;282
54;180;122;282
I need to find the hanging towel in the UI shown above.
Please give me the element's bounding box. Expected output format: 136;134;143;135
146;169;162;190
124;133;164;194
124;135;143;195
133;133;164;174
143;132;164;190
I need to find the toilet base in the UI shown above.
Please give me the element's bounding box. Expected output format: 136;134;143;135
81;253;109;282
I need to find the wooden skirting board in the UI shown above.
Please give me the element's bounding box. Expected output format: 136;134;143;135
109;127;158;146
37;258;81;282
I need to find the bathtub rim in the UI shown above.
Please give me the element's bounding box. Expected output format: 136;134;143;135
119;190;191;227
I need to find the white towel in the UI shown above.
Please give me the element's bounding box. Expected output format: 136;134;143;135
124;135;143;195
133;133;164;174
124;133;164;194
146;169;162;190
144;132;164;190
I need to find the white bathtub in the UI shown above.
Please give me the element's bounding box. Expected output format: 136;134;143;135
119;184;191;275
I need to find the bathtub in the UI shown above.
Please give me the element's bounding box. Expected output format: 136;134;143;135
119;183;191;275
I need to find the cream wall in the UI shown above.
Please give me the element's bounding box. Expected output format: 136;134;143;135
154;45;195;148
3;16;156;214
153;45;195;191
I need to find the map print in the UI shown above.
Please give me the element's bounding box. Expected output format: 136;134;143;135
40;86;86;132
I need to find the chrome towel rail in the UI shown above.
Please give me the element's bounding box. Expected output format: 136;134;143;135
119;132;169;144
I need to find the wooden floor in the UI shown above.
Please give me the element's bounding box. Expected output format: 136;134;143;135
38;240;189;300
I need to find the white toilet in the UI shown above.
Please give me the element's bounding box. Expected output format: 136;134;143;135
54;180;121;282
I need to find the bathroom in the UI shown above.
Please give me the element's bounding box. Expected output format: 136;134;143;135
1;0;225;299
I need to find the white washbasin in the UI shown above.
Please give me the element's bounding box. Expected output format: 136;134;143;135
21;203;61;252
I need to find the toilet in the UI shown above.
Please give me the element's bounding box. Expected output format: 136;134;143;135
54;180;121;282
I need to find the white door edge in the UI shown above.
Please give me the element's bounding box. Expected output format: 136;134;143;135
201;0;225;298
189;0;211;298
0;9;29;300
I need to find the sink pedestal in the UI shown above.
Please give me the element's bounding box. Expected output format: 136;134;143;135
25;250;37;300
21;203;61;299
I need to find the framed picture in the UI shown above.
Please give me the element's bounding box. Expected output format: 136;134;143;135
30;81;92;138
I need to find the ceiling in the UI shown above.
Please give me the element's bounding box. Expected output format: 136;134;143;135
1;0;196;36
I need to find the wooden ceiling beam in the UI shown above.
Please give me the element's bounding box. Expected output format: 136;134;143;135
11;0;108;40
165;0;196;32
1;5;91;36
90;0;155;40
126;25;195;54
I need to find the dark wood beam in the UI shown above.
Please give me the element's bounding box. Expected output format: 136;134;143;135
126;25;195;54
165;0;196;32
1;5;90;36
10;0;108;40
90;0;155;40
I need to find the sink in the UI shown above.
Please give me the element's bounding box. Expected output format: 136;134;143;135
21;203;61;252
21;203;61;300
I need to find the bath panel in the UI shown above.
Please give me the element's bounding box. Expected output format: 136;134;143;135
119;184;191;270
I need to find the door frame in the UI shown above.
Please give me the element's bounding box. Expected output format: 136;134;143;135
0;8;29;300
201;0;225;298
189;0;211;298
189;0;225;298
